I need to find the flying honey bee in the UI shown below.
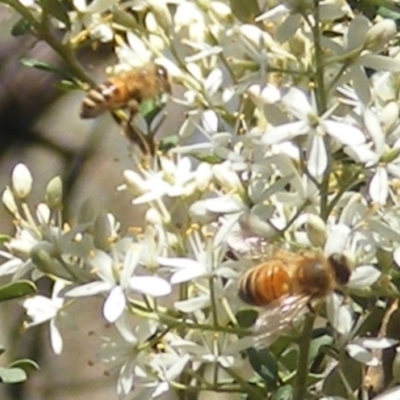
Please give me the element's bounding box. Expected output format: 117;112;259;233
80;63;171;119
238;250;351;347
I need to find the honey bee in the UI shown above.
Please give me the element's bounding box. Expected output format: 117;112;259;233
238;250;351;347
80;63;171;119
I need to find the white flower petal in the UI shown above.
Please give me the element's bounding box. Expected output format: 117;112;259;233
361;54;400;73
174;295;210;313
373;385;400;400
0;258;24;276
123;170;147;194
369;166;388;205
282;88;313;118
158;257;202;270
201;110;218;133
204;68;223;96
23;296;59;325
364;108;385;155
354;337;398;349
345;143;379;163
103;286;126;323
323;120;365;145
324;224;351;255
262;121;308;145
347;16;369;51
118;358;136;396
326;293;352;336
65;281;113;297
308;135;327;178
132;182;169;204
121;245;142;285
129;276;171;297
348;266;381;288
204;196;245;213
393;246;400;268
346;344;378;366
171;267;206;284
152;381;169;398
90;250;114;283
165;353;190;380
256;4;289;21
50;319;63;354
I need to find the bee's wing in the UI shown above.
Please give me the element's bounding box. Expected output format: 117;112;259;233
252;295;310;349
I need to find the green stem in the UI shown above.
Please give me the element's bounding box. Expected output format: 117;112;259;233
293;313;315;400
325;170;364;216
222;366;266;400
2;0;94;85
307;0;326;114
209;276;219;327
128;300;249;336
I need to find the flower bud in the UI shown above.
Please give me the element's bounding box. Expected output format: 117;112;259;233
2;187;19;216
36;203;51;225
306;214;327;247
213;162;244;194
123;170;147;195
363;19;396;52
93;212;112;252
145;208;164;226
45;177;63;210
189;200;217;224
196;163;213;191
12;163;32;199
147;0;172;31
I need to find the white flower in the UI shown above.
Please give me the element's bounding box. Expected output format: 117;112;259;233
115;32;153;69
67;0;115;43
124;157;197;205
99;315;159;398
262;88;365;179
23;280;66;354
346;337;397;366
65;246;171;323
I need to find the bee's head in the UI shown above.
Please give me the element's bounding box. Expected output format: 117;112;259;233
328;253;351;286
155;64;172;94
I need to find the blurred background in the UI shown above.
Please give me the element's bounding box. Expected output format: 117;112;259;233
0;4;185;399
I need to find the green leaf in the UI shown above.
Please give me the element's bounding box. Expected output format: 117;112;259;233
39;0;70;29
30;241;93;281
323;355;362;397
54;80;80;92
0;367;27;383
270;385;293;400
139;93;169;125
159;135;179;153
8;359;40;374
229;0;261;23
111;7;139;30
20;58;73;80
236;309;258;329
0;281;36;302
308;334;333;362
0;235;10;245
193;154;223;164
11;18;32;36
247;347;279;389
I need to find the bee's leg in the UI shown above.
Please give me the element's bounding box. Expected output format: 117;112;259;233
306;302;317;314
148;111;167;136
123;100;153;156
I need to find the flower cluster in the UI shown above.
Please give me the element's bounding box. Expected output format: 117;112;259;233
2;0;400;398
